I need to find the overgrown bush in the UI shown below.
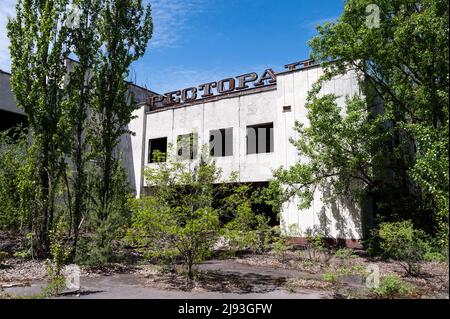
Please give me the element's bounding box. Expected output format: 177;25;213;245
323;271;337;283
334;248;357;266
0;127;30;231
305;231;327;262
44;219;71;296
221;181;273;254
424;251;447;262
371;274;414;298
75;163;132;265
127;148;222;279
378;221;430;276
272;234;292;263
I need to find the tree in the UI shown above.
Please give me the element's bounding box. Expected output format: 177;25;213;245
127;148;221;279
88;0;152;255
0;127;30;231
7;0;153;261
270;0;448;244
63;0;101;258
7;0;72;256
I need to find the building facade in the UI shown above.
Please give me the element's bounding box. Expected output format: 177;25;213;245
1;59;366;245
0;69;26;130
127;60;365;245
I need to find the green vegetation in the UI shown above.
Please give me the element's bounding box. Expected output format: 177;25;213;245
127;148;223;279
371;274;415;298
5;0;153;263
267;0;448;250
305;232;327;262
0;0;447;300
378;220;430;275
323;271;338;283
334;248;357;261
0;127;30;232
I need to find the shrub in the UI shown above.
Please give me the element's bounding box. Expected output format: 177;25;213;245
272;235;292;263
371;274;414;298
127;149;222;279
13;250;31;259
0;127;30;231
222;182;273;254
334;248;357;260
323;271;337;283
43;218;71;296
334;248;357;266
424;251;447;262
378;220;429;276
336;264;367;277
253;215;274;253
305;231;327;262
77;163;132;265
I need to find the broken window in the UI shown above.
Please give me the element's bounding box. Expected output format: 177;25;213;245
148;137;167;163
246;122;274;154
209;128;233;157
177;132;198;160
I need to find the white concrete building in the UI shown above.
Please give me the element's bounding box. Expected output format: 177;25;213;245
127;60;365;246
1;60;366;245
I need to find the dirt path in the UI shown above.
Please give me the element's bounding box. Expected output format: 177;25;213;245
2;259;328;299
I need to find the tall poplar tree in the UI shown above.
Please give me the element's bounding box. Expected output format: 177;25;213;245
63;0;101;257
86;0;153;262
7;0;71;256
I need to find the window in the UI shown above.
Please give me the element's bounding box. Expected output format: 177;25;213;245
148;137;167;163
177;132;198;160
209;128;233;157
246;122;274;154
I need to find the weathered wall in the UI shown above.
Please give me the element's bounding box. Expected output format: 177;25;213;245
138;65;364;240
0;70;23;115
276;67;363;240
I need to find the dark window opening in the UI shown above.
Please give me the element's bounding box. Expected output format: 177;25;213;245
246;122;274;154
0;110;27;132
209;128;233;157
148;137;167;163
212;182;278;227
177;132;198;160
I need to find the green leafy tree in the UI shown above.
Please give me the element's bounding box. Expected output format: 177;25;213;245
127;148;221;279
7;0;72;256
130;148;221;279
270;0;448;244
63;0;102;258
90;0;152;219
0;127;30;231
88;0;152;261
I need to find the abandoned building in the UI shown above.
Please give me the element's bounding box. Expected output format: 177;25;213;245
0;59;366;246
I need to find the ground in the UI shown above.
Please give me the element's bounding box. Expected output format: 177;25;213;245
1;248;448;299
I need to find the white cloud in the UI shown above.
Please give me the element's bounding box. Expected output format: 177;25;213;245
0;0;206;72
0;0;16;72
149;0;207;49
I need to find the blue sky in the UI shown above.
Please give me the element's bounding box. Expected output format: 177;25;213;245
0;0;345;93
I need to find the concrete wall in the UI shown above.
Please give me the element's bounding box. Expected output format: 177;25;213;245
138;65;364;240
276;67;363;240
0;71;23;115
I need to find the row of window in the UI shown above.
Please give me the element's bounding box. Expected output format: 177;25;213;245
148;122;274;163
